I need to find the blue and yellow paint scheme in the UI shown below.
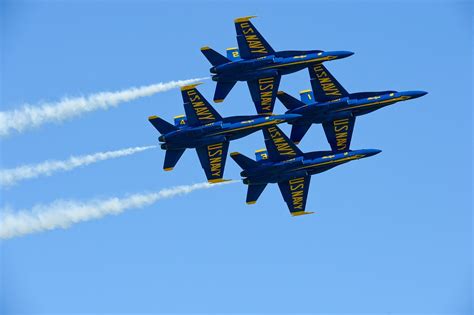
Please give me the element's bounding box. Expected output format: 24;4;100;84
200;16;353;115
230;125;381;215
277;63;428;148
148;83;300;183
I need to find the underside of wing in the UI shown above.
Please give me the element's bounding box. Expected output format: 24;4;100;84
181;84;222;126
278;176;313;216
234;16;275;59
247;75;281;115
262;125;303;162
195;142;230;183
322;117;355;152
308;63;348;103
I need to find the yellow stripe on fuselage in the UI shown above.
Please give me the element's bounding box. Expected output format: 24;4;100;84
261;56;336;70
209;120;281;135
335;96;410;112
294;154;364;171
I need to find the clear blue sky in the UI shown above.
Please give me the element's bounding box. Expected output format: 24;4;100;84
1;0;472;313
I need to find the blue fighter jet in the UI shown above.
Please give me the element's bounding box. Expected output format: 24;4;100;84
148;83;300;183
230;125;381;216
200;16;353;115
276;63;428;150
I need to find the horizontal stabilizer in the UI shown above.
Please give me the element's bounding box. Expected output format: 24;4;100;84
214;81;237;103
246;183;267;204
276;91;305;110
230;152;259;170
290;123;312;144
163;149;185;171
200;46;230;66
148;116;177;134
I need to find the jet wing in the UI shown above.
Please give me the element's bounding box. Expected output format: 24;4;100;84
308;63;349;103
234;16;275;59
247;75;281;115
181;84;222;126
278;176;313;216
322;117;355;152
195;141;229;183
262;125;303;162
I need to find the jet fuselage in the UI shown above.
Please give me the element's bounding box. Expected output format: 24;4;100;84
241;149;381;185
287;90;427;124
159;114;300;150
210;51;353;82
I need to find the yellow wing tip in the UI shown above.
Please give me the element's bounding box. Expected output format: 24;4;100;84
214;99;224;103
291;211;314;217
180;82;203;91
163;167;174;171
246;201;257;205
299;89;312;94
230;152;240;156
208;178;231;184
255;148;266;153
200;46;211;51
148;115;158;120
226;47;238;50
173;114;185;119
234;15;257;23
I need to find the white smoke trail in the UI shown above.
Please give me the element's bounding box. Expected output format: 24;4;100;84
0;181;236;239
0;145;157;187
0;77;207;137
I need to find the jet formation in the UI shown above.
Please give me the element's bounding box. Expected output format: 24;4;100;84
148;16;427;216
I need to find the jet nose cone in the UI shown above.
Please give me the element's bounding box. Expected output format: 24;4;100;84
365;149;382;157
282;114;301;122
409;90;428;99
334;50;354;59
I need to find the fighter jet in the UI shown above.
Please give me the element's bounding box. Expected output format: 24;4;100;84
200;16;353;115
276;63;428;150
230;125;381;216
148;83;300;183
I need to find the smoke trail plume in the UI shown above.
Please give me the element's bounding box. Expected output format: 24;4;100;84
0;77;207;137
0;145;157;187
0;181;236;239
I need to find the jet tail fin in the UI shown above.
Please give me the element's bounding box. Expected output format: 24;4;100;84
226;47;241;61
246;184;267;204
230;152;259;170
276;91;306;110
148;116;177;134
214;81;237;103
200;46;230;66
